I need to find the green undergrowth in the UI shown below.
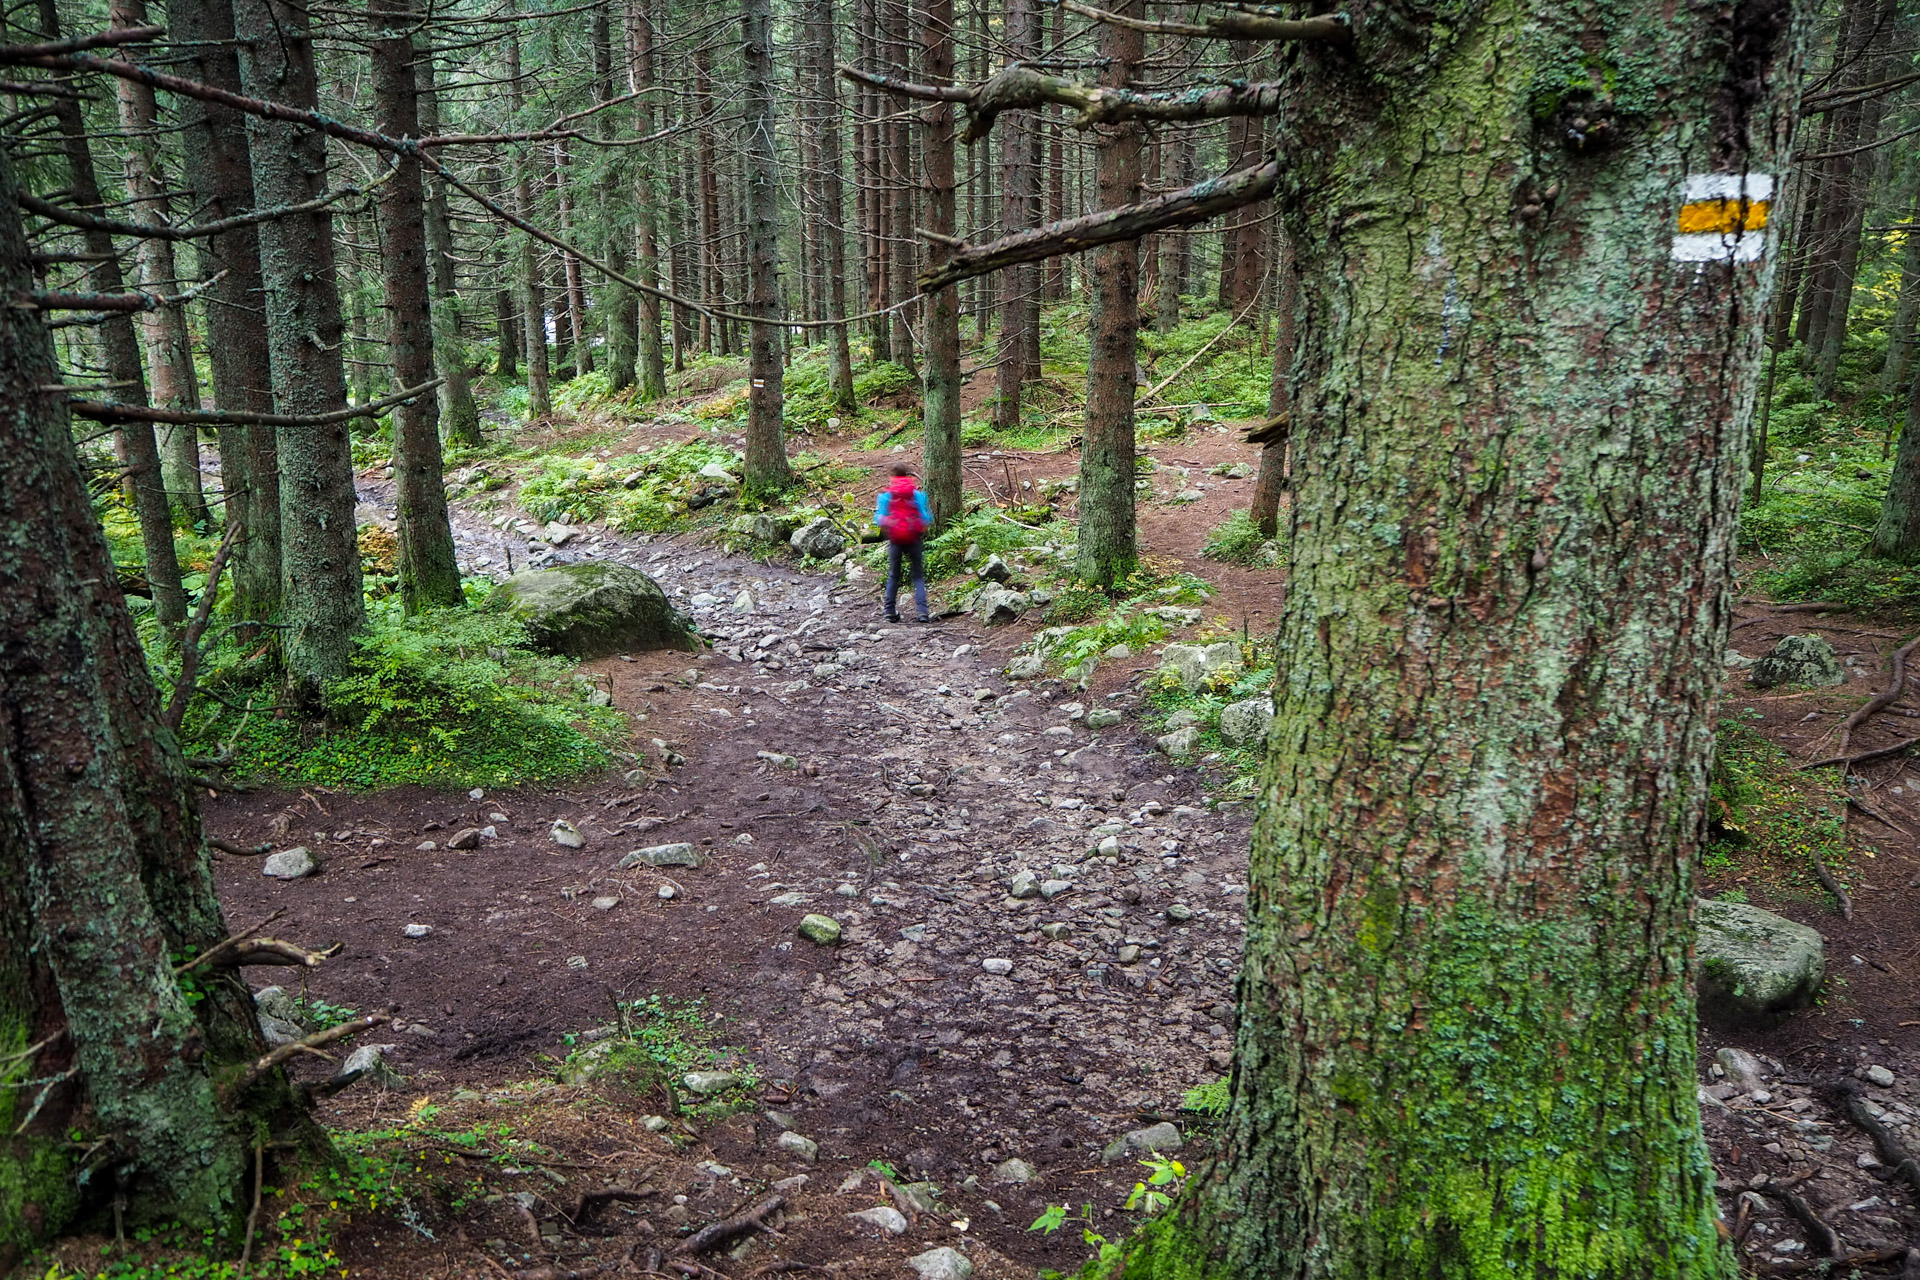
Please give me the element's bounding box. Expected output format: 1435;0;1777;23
180;602;624;790
1706;713;1858;907
1199;509;1278;566
1138;635;1277;797
551;994;760;1117
515;438;739;532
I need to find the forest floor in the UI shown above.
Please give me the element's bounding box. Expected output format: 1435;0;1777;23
40;395;1920;1279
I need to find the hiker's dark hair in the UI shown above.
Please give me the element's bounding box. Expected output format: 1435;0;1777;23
891;464;914;478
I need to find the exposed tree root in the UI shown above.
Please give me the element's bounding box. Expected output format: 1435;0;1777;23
676;1193;785;1256
1778;1188;1843;1256
1800;736;1920;771
1825;1078;1920;1198
1836;636;1920;755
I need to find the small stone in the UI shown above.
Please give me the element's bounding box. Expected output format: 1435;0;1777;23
1006;653;1045;680
972;585;1032;626
977;555;1012;583
1086;708;1123;729
906;1247;974;1280
1009;869;1040;899
732;590;755;613
1156;726;1202;759
775;1131;819;1163
404;923;433;939
1040;879;1073;900
798;914;842;945
551;820;585;849
1040;923;1072;940
590;896;619;911
262;847;316;879
1058;702;1085;721
1159;641;1242;691
1716;1047;1767;1093
1166;903;1194;922
981;958;1014;975
641;1114;671;1132
1097;835;1121;855
1696;898;1825;1025
339;1042;403;1090
258;1013;304;1046
900;924;929;943
1866;1064;1895;1087
768;891;809;907
1117;944;1142;964
682;1070;741;1095
657;884;677;900
469;788;485;800
835;883;859;897
847;1206;908;1236
990;1157;1036;1184
416;840;439;851
446;827;483;850
616;842;705;870
1101;1121;1183;1164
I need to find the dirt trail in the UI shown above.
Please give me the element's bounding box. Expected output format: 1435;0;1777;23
211;473;1252;1274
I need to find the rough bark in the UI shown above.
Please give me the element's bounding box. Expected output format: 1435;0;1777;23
557;139;592;375
1250;225;1296;539
886;0;919;373
1873;349;1920;560
919;0;961;526
232;0;365;705
415;56;484;445
370;0;464;613
627;0;668;400
806;0;857;409
992;0;1035;431
1098;0;1803;1274
596;6;638;394
1072;0;1142;587
107;0;210;531
741;0;793;496
507;22;552;416
695;44;723;356
1881;188;1920;397
171;0;280;622
39;0;185;631
0;142;263;1248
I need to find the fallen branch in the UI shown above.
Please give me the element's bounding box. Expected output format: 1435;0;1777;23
0;22;162;60
675;1194;785;1256
164;517;242;731
919;156;1280;293
1809;855;1852;920
1053;0;1348;42
1797;735;1920;771
173;909;284;977
73;377;441;429
208;836;273;856
1777;1189;1843;1257
1825;1078;1920;1199
1835;635;1920;755
1137;295;1260;404
223;1015;390;1099
215;938;344;968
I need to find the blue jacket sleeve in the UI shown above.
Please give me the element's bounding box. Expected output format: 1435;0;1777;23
873;492;890;527
916;493;932;525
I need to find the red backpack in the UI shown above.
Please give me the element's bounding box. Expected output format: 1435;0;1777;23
881;476;926;544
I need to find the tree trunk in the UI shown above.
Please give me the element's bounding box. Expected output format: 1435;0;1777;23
37;0;186;632
416;56;484;445
919;0;961;526
370;0;464;613
1250;225;1296;539
1104;1;1802;1274
625;0;668;400
173;0;280;621
1158;129;1190;333
0;143;281;1252
506;23;553;416
886;0;919;374
696;45;723;357
557;139;592;376
1881;190;1920;397
1072;0;1142;587
807;0;857;409
233;0;365;705
741;0;793;496
1873;350;1920;559
993;0;1033;431
490;160;521;378
593;6;637;394
109;0;211;532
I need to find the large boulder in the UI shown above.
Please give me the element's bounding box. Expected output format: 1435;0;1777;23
1218;696;1274;747
482;562;696;658
1161;641;1242;691
1748;634;1844;689
1695;897;1825;1025
974;585;1031;626
730;512;800;544
790;517;847;559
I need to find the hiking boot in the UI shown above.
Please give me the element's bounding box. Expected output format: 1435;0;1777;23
915;614;932;623
886;613;902;623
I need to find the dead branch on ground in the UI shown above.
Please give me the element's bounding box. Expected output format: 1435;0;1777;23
676;1194;785;1256
1835;635;1920;755
223;1015;390;1099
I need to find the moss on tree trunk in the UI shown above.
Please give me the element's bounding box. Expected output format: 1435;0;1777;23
1097;0;1804;1274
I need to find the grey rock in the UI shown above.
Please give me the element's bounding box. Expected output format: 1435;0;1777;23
682;1070;741;1095
1165;708;1200;730
990;1157;1036;1184
258;1014;304;1047
767;891;809;907
981;958;1014;975
775;1130;819;1162
558;1039;620;1084
1102;1121;1183;1164
895;1182;939;1213
1866;1064;1895;1087
338;1042;403;1090
1156;726;1202;759
641;1114;672;1132
1006;653;1046;680
1725;650;1756;669
977;555;1013;583
590;896;619;911
1748;634;1845;689
262;846;316;879
847;1206;908;1236
404;923;434;939
973;585;1032;626
906;1248;973;1280
697;461;739;485
481;562;697;659
1696;898;1825;1024
1715;1047;1767;1093
798;914;842;945
1218;696;1275;747
1009;869;1040;899
551;819;585;848
790;517;847;559
1161;641;1242;691
1039;922;1072;940
616;842;705;869
446;827;483;850
252;986;303;1026
1166;903;1194;922
1039;879;1073;900
1086;708;1123;729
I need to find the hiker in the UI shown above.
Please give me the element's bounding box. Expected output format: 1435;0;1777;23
874;464;932;623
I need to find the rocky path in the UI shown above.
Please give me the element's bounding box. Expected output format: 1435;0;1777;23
214;474;1252;1271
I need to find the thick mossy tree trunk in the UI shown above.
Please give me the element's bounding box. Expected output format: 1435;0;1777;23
173;0;280;622
1872;359;1920;559
0;146;299;1260
233;0;365;703
1073;0;1143;587
919;0;962;528
371;0;465;614
741;0;794;497
1107;1;1803;1276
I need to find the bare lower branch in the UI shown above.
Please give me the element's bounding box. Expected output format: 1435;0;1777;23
20;171;388;242
164;517;241;730
223;1015;390;1099
26;269;225;313
1050;0;1350;42
920;156;1279;292
0;23;162;60
72;377;442;428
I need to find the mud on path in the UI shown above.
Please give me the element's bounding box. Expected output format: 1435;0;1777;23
207;471;1253;1277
